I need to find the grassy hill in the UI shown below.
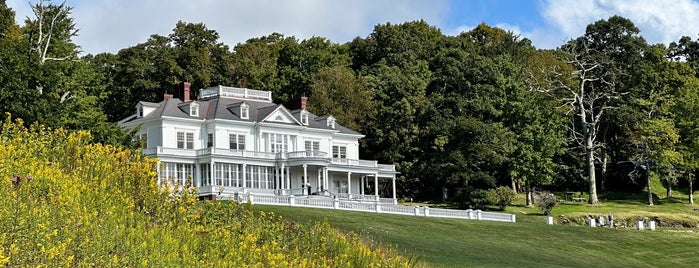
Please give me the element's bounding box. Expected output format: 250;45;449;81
254;203;699;267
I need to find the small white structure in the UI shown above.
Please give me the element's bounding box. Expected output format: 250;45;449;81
120;83;398;203
649;221;656;230
637;220;645;230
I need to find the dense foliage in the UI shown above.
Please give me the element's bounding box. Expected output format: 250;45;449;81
3;1;699;206
0;116;410;266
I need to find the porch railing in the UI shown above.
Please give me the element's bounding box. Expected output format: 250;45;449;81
238;194;515;223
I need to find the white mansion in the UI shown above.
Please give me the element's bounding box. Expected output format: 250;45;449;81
119;83;398;203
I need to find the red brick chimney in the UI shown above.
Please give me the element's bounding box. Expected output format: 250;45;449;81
183;82;191;102
300;96;307;110
164;93;173;100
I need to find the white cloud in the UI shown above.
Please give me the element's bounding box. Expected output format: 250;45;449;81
8;0;450;54
541;0;699;46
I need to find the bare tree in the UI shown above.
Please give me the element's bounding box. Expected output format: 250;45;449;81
27;0;78;65
528;42;624;205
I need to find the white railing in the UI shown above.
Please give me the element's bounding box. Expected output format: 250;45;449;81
378;164;396;171
241;193;516;223
331;158;378;168
286;151;329;159
200;86;272;101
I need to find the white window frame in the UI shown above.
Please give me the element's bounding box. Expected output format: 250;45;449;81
229;133;246;150
139;133;148;149
177;131;194;149
332;145;347;159
207;133;213;148
269;133;289;153
300;110;309;125
241;103;249;119
190;103;199;117
305;140;320;152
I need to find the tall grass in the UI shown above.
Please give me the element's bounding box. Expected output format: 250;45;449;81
0;116;411;267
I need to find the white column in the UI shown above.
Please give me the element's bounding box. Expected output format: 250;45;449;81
210;161;214;186
324;168;329;192
235;164;239;187
242;164;247;188
195;162;201;187
347;172;352;198
265;166;269;189
374;173;379;199
281;164;286;189
360;176;364;195
286;165;291;189
317;168;322;192
156;161;162;186
303;164;308;195
392;175;397;204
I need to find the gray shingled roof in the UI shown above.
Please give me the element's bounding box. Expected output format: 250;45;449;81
120;96;362;135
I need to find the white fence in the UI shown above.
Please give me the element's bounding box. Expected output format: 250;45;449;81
238;194;516;223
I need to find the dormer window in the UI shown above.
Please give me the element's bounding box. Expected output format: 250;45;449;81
300;110;309;125
327;116;336;129
190;103;199;117
137;106;143;118
241;103;249;119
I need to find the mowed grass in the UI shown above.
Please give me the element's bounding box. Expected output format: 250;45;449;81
253;204;699;267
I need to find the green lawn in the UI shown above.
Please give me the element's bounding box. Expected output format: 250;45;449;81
253;204;699;267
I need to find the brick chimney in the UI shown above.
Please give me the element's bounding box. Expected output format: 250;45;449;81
164;93;173;100
182;82;191;102
300;96;307;110
174;82;191;102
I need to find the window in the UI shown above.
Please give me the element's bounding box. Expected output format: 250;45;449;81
190;103;199;117
158;162;195;186
305;140;319;152
207;133;213;148
300;110;308;125
333;180;348;194
332;145;347;159
137;106;143;118
139;133;148;149
327;117;336;129
240;103;249;119
177;131;194;149
269;133;289;153
229;134;246;150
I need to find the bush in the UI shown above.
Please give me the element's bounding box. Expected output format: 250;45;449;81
536;191;558;215
468;189;492;209
488;186;516;210
0;117;411;267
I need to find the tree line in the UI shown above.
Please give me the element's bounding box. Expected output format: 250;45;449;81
3;1;699;206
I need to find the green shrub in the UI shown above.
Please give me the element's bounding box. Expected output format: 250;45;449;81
488;186;516;210
468;189;492;209
0;116;411;267
536;191;558;215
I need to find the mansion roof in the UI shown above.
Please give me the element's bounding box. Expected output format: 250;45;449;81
119;86;361;136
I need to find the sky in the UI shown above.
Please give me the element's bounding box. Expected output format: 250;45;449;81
7;0;699;55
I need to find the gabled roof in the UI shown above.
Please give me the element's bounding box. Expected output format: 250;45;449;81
260;105;302;125
119;96;363;135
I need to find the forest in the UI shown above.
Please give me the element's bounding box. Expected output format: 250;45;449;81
3;0;699;207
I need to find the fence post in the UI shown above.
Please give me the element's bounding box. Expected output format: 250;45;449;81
424;207;430;217
476;210;482;220
375;203;382;213
414;206;420;216
333;198;339;209
289;195;296;206
467;209;473;219
248;194;254;205
511;214;517;223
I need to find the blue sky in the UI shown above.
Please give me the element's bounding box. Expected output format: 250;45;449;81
7;0;699;55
